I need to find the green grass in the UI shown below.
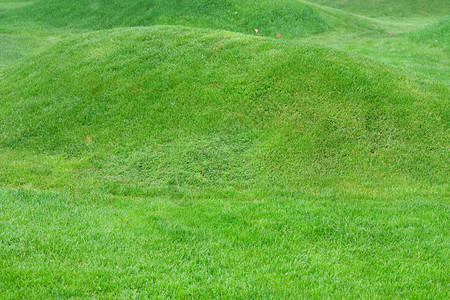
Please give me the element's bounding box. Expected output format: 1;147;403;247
0;0;381;69
409;15;450;51
2;0;331;36
305;31;450;86
1;188;448;298
1;26;447;193
0;0;32;10
0;0;449;298
305;0;450;18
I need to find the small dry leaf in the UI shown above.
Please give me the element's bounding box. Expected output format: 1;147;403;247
86;136;91;144
387;32;394;35
234;11;238;14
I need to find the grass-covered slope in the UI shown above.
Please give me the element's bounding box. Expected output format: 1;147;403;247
0;26;447;195
409;15;450;51
3;0;329;37
305;0;450;18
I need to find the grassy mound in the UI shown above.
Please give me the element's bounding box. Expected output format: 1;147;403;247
0;26;447;195
0;0;383;68
3;0;330;37
409;15;450;51
305;0;449;18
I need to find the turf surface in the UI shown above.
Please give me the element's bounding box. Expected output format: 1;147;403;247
0;0;448;298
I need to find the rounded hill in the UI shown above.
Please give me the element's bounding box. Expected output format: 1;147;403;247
4;0;329;37
0;26;447;191
2;0;386;38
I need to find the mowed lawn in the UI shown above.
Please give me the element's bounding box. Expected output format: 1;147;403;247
0;0;448;298
1;188;448;298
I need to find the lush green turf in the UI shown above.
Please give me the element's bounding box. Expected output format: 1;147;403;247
0;0;449;298
2;0;331;36
0;0;381;69
306;0;449;18
409;15;450;51
0;26;447;193
1;188;448;298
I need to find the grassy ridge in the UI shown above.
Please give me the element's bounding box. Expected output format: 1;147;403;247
0;26;447;195
0;0;380;68
2;0;331;37
409;15;450;51
305;0;449;18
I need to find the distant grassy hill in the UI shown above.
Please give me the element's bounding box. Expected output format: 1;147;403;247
2;0;327;37
2;0;387;38
0;26;447;195
409;15;450;51
305;0;449;18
